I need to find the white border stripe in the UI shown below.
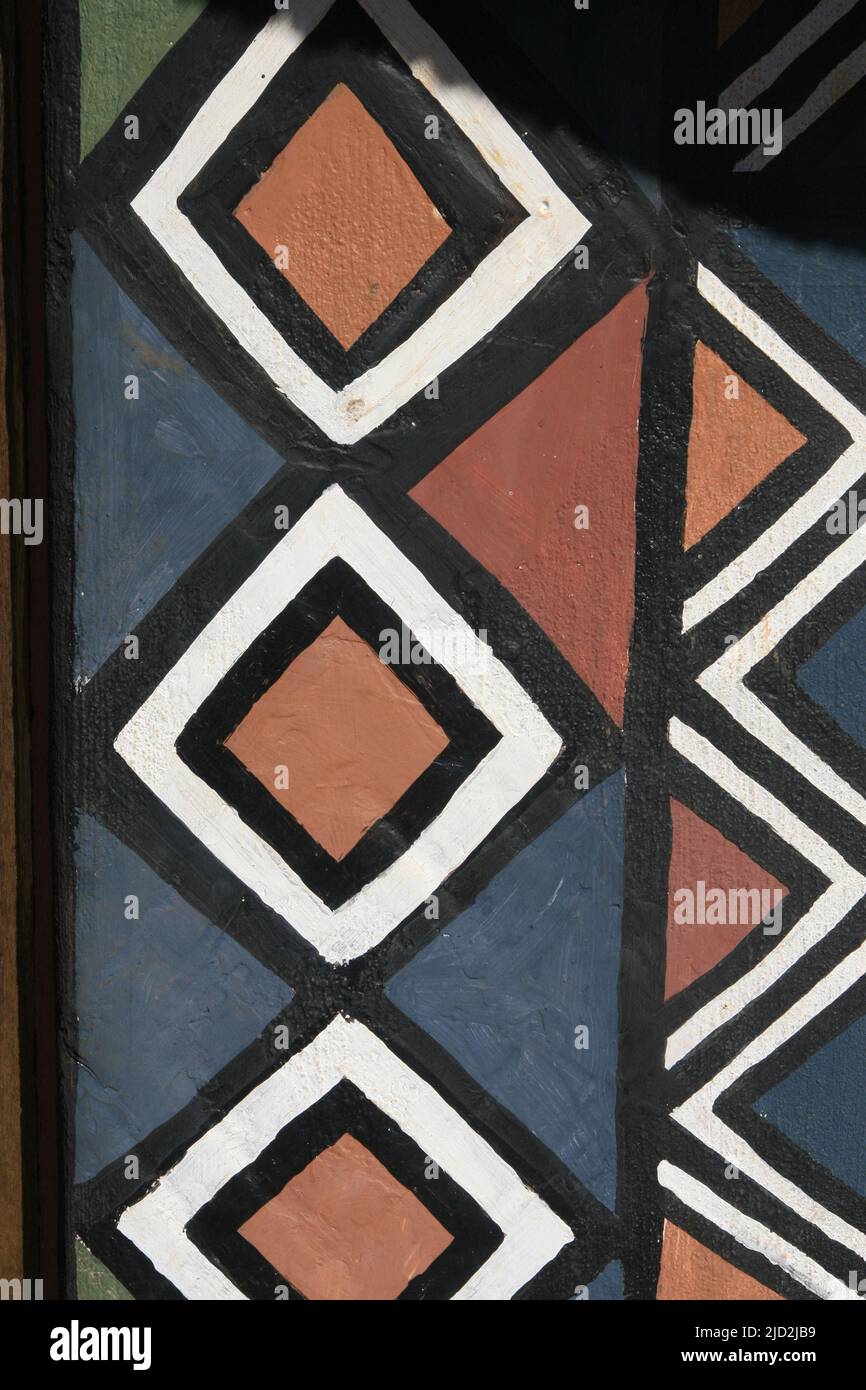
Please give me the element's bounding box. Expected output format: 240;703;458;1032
736;38;866;173
131;0;589;444
673;924;866;1265
658;1162;859;1300
115;487;561;964
119;1017;572;1300
666;720;866;1067
696;266;866;440
720;0;860;109
700;523;866;826
684;267;866;632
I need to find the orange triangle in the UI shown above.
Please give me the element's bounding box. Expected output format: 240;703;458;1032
718;0;765;47
666;800;788;999
658;1222;783;1299
685;342;806;549
411;284;649;727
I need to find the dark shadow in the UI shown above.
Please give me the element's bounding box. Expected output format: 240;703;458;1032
185;0;866;260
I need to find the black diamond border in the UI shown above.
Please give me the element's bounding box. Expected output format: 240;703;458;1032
177;0;527;392
177;557;500;911
186;1078;504;1301
74;0;654;462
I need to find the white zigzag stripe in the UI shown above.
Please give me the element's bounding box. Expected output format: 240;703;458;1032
699;521;866;825
736;39;866;174
658;1163;860;1300
717;0;866;176
669;720;866;1277
720;0;860;112
668;267;866;1285
667;720;866;1067
669;875;866;1268
684;266;866;633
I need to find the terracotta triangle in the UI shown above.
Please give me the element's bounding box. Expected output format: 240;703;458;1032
411;284;649;726
658;1222;783;1299
666;800;788;999
685;342;806;549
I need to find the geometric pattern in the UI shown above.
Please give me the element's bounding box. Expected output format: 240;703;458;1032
97;1;588;445
233;1132;456;1300
797;603;866;749
113;1018;572;1301
684;341;806;550
70;231;287;683
647;0;866;1304
221;614;449;862
49;0;866;1301
656;1221;782;1301
234;82;452;349
665;799;788;1001
73;814;294;1183
755;1013;866;1202
665;247;866;1297
665;245;866;1297
114;487;561;964
719;0;866;174
411;286;648;726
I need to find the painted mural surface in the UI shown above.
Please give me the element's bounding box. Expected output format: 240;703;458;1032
53;0;866;1299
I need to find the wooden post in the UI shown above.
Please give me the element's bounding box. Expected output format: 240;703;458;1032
0;0;60;1297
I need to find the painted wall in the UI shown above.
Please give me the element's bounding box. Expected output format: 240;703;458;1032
49;0;866;1300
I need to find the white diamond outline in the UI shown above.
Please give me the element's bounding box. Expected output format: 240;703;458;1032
129;0;590;445
117;1015;573;1300
114;486;562;964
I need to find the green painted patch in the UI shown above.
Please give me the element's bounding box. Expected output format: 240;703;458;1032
80;0;207;159
75;1237;134;1300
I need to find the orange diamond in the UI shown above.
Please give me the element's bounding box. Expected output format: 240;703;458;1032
239;1132;453;1301
224;616;449;861
234;83;452;349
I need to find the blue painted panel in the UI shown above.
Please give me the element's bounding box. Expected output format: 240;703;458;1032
387;773;625;1209
734;225;866;368
586;1261;624;1300
72;233;285;681
797;604;866;750
756;1013;866;1199
74;814;293;1182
